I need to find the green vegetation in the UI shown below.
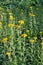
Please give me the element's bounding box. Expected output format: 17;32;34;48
0;0;43;65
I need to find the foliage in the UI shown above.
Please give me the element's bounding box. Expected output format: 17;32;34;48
0;0;43;65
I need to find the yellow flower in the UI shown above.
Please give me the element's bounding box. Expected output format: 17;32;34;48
2;38;8;43
29;39;35;44
8;23;14;27
18;20;24;25
40;42;43;46
0;22;2;29
9;36;13;38
29;13;35;16
0;26;2;29
22;33;27;38
39;32;43;35
26;30;30;33
9;15;13;20
0;22;2;25
6;52;10;56
33;36;37;40
16;25;21;28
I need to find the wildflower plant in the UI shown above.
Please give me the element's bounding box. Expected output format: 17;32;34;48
0;0;43;65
